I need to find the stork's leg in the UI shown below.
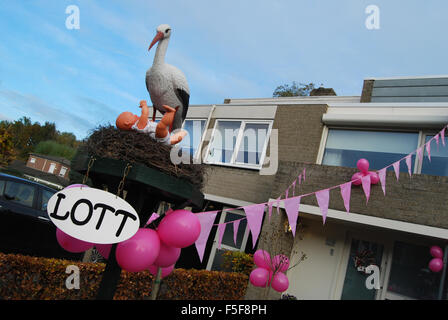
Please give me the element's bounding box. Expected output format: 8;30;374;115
152;108;156;122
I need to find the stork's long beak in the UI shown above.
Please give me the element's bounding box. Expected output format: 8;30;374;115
148;31;164;51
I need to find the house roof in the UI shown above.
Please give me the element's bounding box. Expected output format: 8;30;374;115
8;160;70;187
29;153;71;166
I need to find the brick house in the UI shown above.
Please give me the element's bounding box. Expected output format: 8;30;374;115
162;75;448;300
26;153;71;180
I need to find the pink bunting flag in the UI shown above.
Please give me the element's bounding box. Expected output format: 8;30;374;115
276;197;281;215
217;223;226;249
283;196;301;237
340;182;352;213
298;174;302;185
315;189;330;225
361;174;371;204
435;134;440;150
442;127;446;146
267;201;273;222
405;154;412;177
233;219;241;246
285;187;289;199
425;141;431;162
416;147;424;164
195;211;218;262
243;204;266;248
392;161;400;181
378;168;387;196
144;212;160;227
303;168;306;182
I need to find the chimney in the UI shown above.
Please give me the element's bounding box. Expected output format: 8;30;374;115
310;87;337;96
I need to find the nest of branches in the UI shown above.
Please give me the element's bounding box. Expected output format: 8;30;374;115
82;125;206;189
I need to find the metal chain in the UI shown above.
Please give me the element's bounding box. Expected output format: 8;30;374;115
82;157;96;186
116;163;132;198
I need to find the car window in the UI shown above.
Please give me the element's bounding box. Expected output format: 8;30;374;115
4;181;36;208
0;179;4;196
41;189;56;211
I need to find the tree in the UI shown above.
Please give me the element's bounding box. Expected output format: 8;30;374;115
273;82;320;97
0;126;16;167
34;140;77;160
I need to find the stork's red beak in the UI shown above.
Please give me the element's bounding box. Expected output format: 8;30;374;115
148;31;164;51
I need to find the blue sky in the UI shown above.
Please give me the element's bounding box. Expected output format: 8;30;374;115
0;0;447;139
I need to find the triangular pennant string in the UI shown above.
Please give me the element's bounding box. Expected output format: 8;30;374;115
315;189;330;225
405;154;413;177
392;161;400;181
233;220;241;246
435;134;440;151
285;187;289;199
361;174;371;204
303;168;306;182
378;168;387;196
442;127;446;146
268;201;273;222
416;147;424;164
194;211;218;262
340;182;352;213
243;204;266;248
298;174;302;185
292;180;296;197
426;141;432;162
144;212;160;227
283;196;301;237
217;223;226;249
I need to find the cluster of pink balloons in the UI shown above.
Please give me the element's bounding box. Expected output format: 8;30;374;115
428;246;444;273
351;158;379;185
249;249;290;293
55;204;201;277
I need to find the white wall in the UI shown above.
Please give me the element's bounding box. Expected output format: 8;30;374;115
287;218;347;300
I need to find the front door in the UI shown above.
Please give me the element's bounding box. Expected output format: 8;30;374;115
341;238;385;300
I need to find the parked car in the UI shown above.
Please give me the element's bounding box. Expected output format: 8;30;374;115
0;173;83;260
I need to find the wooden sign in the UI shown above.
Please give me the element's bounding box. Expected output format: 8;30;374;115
47;186;140;244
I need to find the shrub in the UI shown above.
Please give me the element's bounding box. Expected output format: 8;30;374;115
221;250;254;276
0;252;248;300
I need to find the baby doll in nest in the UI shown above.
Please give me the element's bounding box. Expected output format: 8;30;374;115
116;100;187;145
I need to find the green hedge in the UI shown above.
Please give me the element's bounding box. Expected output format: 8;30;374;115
0;253;248;300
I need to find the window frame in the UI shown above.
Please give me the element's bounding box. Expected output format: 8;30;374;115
204;119;273;170
318;126;447;176
179;118;209;161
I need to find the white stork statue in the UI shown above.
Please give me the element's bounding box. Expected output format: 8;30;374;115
146;24;190;132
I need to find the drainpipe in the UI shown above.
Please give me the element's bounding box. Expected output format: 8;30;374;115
437;244;448;300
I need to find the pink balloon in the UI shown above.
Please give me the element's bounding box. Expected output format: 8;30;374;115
157;210;201;248
253;249;271;269
351;172;364;186
430;246;444;259
357;159;370;174
368;171;380;184
250;267;270;287
271;272;289;293
153;240;181;267
272;254;290;273
116;228;160;272
429;258;444;273
148;264;174;278
56;228;93;253
96;244;112;259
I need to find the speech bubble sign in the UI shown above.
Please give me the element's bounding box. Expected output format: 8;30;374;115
47;187;140;244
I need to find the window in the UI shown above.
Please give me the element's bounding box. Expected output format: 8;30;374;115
30;157;36;164
206;120;272;169
59;167;68;177
4;181;35;208
386;241;442;300
48;163;56;174
322;129;419;172
177;119;207;159
0;179;4;196
41;189;55;211
421;135;448;176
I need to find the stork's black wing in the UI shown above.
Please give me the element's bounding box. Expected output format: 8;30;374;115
176;88;190;122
